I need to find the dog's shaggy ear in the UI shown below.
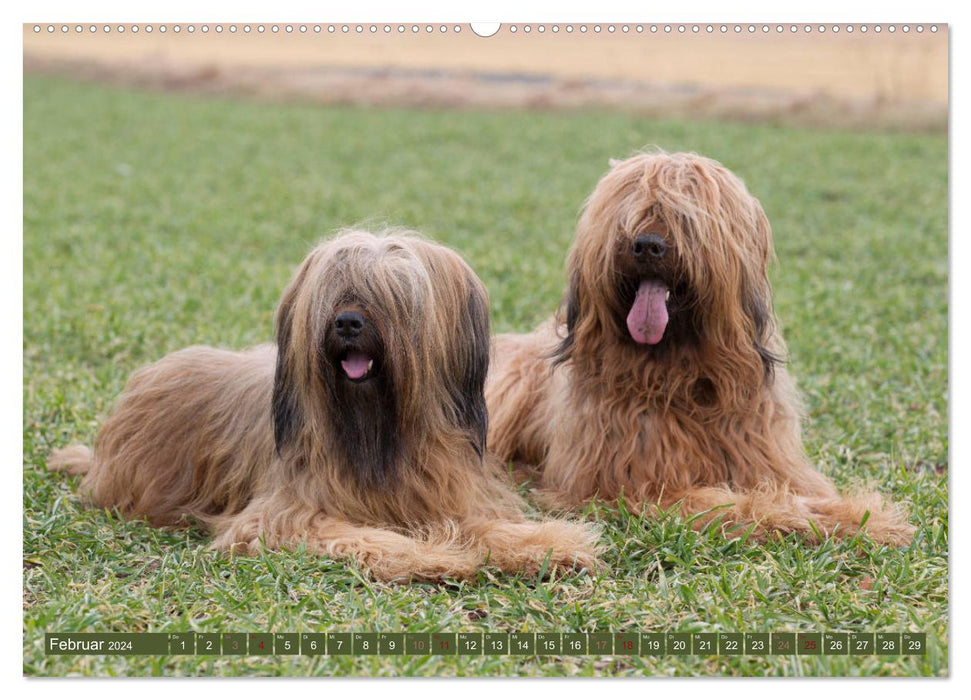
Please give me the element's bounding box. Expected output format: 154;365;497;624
552;270;581;366
742;283;783;382
463;282;491;458
741;207;783;382
272;288;304;455
446;279;491;458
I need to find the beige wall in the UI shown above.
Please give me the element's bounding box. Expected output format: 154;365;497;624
23;24;948;104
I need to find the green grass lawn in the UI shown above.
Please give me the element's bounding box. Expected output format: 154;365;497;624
22;76;948;677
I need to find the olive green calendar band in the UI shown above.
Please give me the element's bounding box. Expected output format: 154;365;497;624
44;631;926;656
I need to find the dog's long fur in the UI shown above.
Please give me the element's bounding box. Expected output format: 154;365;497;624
486;152;914;545
49;230;600;581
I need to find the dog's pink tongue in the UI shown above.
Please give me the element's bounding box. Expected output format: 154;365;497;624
627;279;669;345
341;351;371;380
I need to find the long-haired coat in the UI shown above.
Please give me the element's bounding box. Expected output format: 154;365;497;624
486;153;914;545
50;230;600;581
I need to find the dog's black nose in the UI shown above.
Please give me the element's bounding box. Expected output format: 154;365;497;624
334;311;365;338
633;233;667;260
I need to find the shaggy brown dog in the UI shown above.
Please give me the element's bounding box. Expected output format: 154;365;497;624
486;152;914;545
49;230;600;581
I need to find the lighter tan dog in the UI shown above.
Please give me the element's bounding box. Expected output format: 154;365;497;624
486;152;914;545
50;230;600;581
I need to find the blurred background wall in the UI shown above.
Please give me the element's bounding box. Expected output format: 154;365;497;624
24;23;948;131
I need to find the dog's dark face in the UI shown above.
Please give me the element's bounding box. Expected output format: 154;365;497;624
557;152;781;382
319;298;400;488
272;232;490;489
323;305;385;385
610;217;699;355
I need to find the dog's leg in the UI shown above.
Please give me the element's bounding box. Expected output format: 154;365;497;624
672;486;914;546
308;519;487;582
461;517;601;576
47;445;94;476
210;509;485;583
790;492;915;546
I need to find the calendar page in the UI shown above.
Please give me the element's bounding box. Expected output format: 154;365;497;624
22;14;948;679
